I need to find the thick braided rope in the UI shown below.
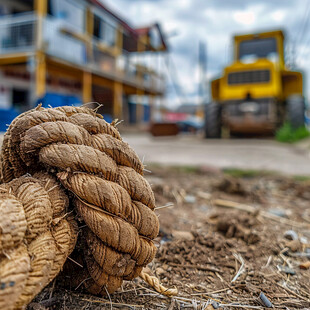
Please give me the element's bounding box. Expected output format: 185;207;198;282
0;172;77;310
0;106;162;303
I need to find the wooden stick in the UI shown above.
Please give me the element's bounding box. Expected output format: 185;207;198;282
168;262;222;273
274;282;310;302
213;199;310;228
191;287;229;296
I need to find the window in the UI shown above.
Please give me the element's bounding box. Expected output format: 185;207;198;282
238;38;277;61
47;0;54;16
150;27;161;48
104;23;115;46
94;14;101;39
49;0;85;32
93;13;116;47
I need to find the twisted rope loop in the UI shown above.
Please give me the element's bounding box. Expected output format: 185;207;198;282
0;173;77;310
0;106;171;309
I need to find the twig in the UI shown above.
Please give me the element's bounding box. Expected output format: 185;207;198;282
215;272;225;282
67;256;83;268
49;279;56;299
289;252;310;258
191;287;230;296
155;202;174;210
80;298;144;308
168;262;222;273
75;277;92;290
114;119;124;127
167;298;176;310
231;254;245;282
93;103;103;113
275;282;310;302
279;253;293;268
214;199;310;228
104;286;113;310
218;303;263;309
262;256;272;269
82;101;100;108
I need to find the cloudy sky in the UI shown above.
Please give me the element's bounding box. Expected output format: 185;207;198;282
104;0;310;106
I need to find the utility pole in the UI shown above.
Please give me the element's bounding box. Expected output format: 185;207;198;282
198;41;207;105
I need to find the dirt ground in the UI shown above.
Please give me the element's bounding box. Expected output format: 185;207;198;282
28;165;310;310
123;133;310;176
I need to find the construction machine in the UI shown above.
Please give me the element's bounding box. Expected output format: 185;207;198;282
205;30;305;137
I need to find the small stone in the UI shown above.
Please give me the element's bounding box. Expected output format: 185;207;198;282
172;230;195;241
268;208;288;218
184;195;196;204
286;239;302;252
156;267;165;276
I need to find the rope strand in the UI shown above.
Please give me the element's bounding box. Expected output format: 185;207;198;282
140;271;178;297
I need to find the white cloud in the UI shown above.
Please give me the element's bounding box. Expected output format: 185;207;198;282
103;0;310;105
233;11;256;26
272;10;286;22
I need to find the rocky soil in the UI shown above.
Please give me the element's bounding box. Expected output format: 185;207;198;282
29;165;310;309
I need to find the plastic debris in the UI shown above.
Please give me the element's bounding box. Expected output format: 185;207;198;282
299;261;310;270
258;292;273;308
277;265;296;275
267;208;287;218
211;301;220;309
184;195;196;204
284;230;298;240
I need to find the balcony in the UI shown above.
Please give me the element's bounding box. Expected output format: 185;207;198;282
92;44;165;94
0;12;36;54
0;12;165;94
43;15;87;65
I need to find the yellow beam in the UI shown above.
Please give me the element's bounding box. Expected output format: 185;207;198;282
83;71;92;103
113;81;123;118
60;29;89;43
34;0;47;15
86;9;94;36
0;53;29;65
97;42;118;57
114;26;123;56
35;51;46;97
86;8;94;59
92;74;114;88
34;0;47;50
136;38;145;122
46;60;82;80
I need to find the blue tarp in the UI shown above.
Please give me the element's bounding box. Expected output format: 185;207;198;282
103;114;113;123
0;93;82;132
128;102;150;123
37;92;82;108
0;108;19;132
128;102;137;124
143;105;151;122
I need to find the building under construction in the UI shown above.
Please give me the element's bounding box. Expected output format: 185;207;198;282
0;0;168;129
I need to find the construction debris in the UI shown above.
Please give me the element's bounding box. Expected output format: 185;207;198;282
258;292;273;308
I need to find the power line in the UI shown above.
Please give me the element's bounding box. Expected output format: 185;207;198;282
293;0;310;66
164;54;188;106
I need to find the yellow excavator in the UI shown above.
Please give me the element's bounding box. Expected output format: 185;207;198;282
205;29;305;137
